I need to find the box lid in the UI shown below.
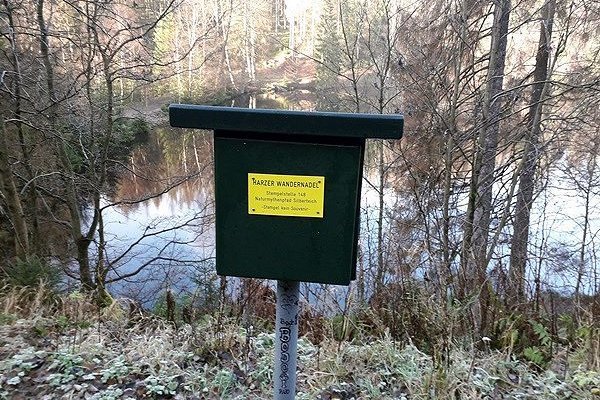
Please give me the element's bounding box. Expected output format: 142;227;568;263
169;105;404;139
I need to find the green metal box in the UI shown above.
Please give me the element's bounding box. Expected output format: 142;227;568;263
169;105;403;285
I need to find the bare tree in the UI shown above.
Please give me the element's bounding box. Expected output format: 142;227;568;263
0;117;29;259
462;0;511;335
509;0;556;308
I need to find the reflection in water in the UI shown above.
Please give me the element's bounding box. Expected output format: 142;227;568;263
102;127;216;306
102;94;318;306
117;127;214;214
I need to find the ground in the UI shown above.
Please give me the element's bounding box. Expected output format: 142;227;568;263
0;294;599;399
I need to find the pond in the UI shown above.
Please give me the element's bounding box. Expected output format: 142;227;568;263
101;125;216;306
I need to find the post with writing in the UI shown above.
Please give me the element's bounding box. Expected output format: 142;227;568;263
273;280;300;399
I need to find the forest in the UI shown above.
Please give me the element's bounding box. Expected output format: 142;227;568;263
1;0;599;398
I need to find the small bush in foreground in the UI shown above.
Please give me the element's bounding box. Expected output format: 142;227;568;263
2;256;61;290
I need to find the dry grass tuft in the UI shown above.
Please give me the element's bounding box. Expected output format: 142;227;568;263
0;284;60;319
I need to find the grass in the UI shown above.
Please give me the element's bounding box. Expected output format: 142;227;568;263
0;287;598;399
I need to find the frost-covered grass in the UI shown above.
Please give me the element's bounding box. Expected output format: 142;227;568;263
0;288;598;399
0;315;598;399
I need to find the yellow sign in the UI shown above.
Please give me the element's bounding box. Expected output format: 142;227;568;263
248;173;325;218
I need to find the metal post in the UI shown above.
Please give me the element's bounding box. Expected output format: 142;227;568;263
274;280;300;399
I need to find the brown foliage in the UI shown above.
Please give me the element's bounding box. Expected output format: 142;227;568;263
368;283;449;357
238;279;276;325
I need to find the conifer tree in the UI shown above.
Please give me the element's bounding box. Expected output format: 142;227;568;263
315;0;342;111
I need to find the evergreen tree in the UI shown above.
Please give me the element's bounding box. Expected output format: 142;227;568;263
315;0;342;111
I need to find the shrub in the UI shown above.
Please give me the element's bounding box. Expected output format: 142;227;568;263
3;256;61;290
